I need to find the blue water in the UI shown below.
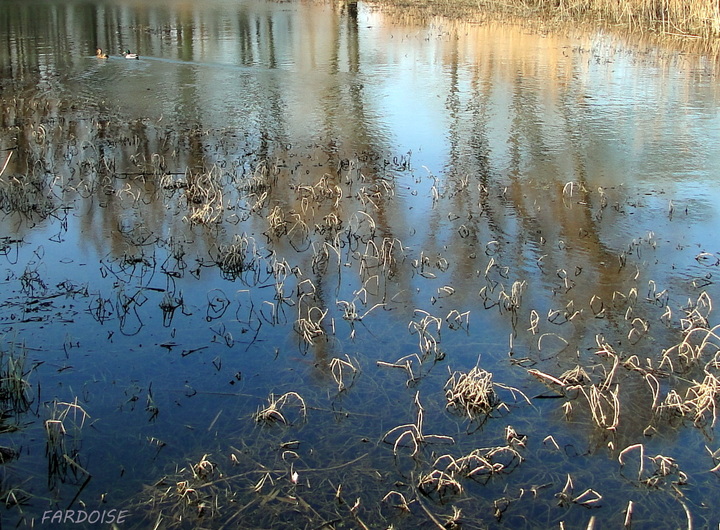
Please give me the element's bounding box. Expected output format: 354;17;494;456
1;1;720;527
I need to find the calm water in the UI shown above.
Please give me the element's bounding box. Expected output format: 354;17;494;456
1;0;720;528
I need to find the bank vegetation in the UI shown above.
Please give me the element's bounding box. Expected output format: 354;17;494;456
366;0;720;40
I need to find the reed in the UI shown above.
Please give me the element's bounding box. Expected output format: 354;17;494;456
44;398;90;490
215;233;258;281
183;165;224;225
444;366;497;418
0;341;34;418
254;392;307;427
381;392;454;457
440;444;524;484
141;453;229;526
377;353;425;385
555;474;602;508
329;355;360;392
417;469;462;502
371;0;720;38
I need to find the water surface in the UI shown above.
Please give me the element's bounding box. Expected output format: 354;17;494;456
1;0;720;527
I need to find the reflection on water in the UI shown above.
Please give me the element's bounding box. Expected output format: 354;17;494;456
1;0;720;527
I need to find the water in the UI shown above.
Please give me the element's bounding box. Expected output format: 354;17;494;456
1;0;720;527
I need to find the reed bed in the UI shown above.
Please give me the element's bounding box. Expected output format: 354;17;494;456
369;0;720;39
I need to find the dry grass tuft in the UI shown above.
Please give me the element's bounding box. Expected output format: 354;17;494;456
328;355;360;392
440;444;524;484
382;392;454;457
445;365;530;420
215;233;259;281
445;366;497;418
0;341;35;419
140;453;230;528
417;469;463;502
254;392;307;427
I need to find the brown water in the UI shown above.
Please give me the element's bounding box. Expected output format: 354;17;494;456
1;0;720;528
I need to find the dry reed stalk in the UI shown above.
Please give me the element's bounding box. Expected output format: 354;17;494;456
381;392;454;457
0;341;34;415
266;206;287;237
328;355;359;392
619;444;645;480
683;372;720;426
182;166;224;225
254;392;307;427
443;444;524;484
44;398;90;489
445;366;497;418
294;306;328;345
657;389;693;419
408;311;444;360
661;323;720;371
471;0;720;37
336;299;385;323
381;490;412;512
559;365;592;387
215;233;258;280
417;469;462;501
554;474;602;508
445;309;470;332
376;353;424;385
579;383;620;430
143;453;229;525
528;309;540;334
537;332;569;356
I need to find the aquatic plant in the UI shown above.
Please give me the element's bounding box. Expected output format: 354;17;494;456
328;355;359;392
138;453;231;527
254;392;307;427
44;398;90;491
0;341;35;420
382;392;454;457
444;366;497;418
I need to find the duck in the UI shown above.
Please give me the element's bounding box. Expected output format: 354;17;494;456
122;50;139;60
95;48;108;59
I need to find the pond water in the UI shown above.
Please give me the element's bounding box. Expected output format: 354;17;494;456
2;0;720;527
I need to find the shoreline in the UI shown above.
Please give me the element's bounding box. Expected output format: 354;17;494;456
361;0;720;50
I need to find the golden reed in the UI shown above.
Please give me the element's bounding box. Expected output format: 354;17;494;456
365;0;720;38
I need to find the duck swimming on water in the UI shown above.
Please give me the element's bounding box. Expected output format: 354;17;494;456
95;48;108;58
122;50;139;59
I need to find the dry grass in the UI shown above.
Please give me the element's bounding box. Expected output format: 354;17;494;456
139;453;231;528
368;0;720;38
0;341;34;419
215;234;258;281
438;444;524;484
445;366;530;420
382;392;454;457
328;355;360;392
254;392;307;427
44;398;91;490
445;366;497;418
182;166;224;225
555;474;603;508
417;469;463;502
